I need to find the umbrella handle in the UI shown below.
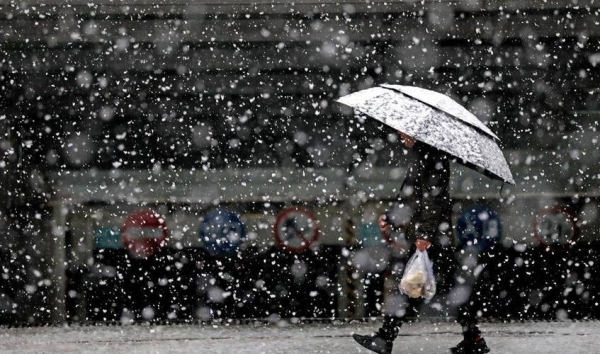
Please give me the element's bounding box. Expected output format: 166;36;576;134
499;182;511;198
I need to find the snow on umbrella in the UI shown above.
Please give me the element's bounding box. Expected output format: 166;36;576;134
337;84;515;185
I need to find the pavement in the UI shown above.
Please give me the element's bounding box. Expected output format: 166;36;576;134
0;319;599;354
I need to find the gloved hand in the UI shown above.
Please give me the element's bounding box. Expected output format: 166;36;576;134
416;239;431;252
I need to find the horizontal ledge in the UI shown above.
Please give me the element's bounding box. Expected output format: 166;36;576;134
0;0;598;14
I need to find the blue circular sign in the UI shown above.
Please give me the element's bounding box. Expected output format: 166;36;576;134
199;208;246;256
456;205;502;251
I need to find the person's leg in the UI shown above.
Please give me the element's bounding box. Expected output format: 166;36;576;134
353;295;421;354
376;296;420;340
450;249;490;354
457;301;482;340
451;295;489;353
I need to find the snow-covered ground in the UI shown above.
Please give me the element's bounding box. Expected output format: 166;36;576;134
0;320;599;354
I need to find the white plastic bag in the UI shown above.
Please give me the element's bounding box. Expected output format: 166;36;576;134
399;250;436;300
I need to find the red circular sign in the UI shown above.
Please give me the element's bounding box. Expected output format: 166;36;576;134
274;207;320;253
533;206;579;247
121;209;169;259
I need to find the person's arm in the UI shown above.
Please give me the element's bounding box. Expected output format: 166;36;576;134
379;213;431;251
414;153;450;246
383;154;419;235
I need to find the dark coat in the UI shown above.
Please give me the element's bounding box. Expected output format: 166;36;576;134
395;143;453;245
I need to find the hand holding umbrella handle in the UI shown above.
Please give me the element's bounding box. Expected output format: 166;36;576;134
378;214;392;236
416;239;431;252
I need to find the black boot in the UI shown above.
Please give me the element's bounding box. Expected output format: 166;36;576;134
352;333;393;354
352;316;399;354
450;335;490;354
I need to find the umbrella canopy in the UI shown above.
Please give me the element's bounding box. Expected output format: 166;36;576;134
337;85;515;185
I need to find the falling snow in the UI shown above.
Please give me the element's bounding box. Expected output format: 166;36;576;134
0;0;599;352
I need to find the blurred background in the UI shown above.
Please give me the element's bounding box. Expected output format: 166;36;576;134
0;0;599;325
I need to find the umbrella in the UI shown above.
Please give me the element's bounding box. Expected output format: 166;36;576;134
336;84;515;185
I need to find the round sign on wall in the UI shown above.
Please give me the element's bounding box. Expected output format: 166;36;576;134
274;207;320;253
534;205;579;247
199;208;247;256
456;205;502;251
121;209;169;259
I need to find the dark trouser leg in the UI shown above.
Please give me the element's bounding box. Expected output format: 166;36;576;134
457;299;481;340
376;296;421;341
452;247;493;341
455;252;486;340
454;285;490;353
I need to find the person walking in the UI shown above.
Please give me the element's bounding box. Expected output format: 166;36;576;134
352;131;490;354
